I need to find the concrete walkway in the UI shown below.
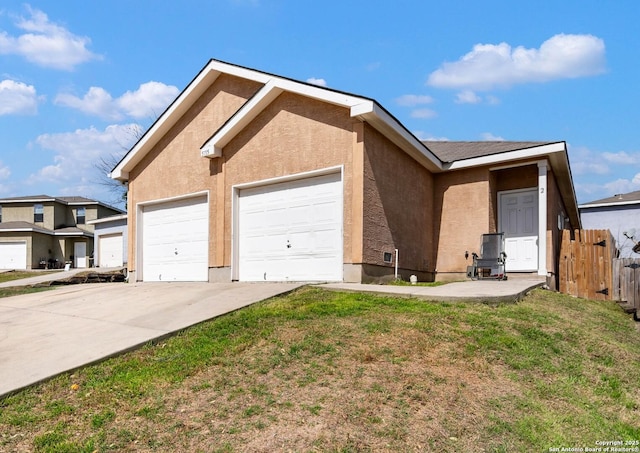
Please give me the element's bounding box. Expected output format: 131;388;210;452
320;277;546;304
0;282;302;397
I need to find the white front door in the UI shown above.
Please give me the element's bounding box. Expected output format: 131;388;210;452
74;242;87;268
238;172;343;282
499;189;538;272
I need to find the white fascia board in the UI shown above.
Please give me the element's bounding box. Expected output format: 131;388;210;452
201;78;369;157
353;102;442;171
201;79;284;156
112;64;228;181
0;197;56;203
579;200;640;208
86;214;128;225
53;230;93;237
446;142;566;170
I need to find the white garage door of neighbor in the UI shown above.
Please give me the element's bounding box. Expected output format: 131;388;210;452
238;172;343;282
99;233;123;268
0;241;27;270
141;196;208;282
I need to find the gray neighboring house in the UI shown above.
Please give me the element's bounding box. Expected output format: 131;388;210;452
579;190;640;258
86;214;128;268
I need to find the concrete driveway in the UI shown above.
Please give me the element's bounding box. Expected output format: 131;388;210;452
0;282;302;397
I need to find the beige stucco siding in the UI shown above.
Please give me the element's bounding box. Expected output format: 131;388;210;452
361;124;434;274
222;92;356;268
2;205;33;223
126;74;263;273
434;167;491;275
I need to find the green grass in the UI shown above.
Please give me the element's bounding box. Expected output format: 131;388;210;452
0;270;58;298
0;287;639;452
0;270;60;283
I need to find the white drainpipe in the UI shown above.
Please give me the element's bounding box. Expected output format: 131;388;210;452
394;248;399;280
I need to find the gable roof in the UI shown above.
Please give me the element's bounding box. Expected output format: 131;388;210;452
110;58;579;226
579;190;640;208
111;59;442;180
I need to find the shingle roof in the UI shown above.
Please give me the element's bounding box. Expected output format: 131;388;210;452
0;221;52;234
0;195;125;213
423;141;554;163
580;190;640;207
0;222;93;237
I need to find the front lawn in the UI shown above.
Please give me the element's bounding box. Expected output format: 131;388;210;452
1;288;638;452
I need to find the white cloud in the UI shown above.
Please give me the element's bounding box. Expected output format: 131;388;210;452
480;132;504;141
0;161;10;179
0;6;101;70
117;82;180;119
455;90;482;104
395;94;433;106
569;145;610;175
306;77;327;87
0;79;38;115
602;151;640;165
410;108;437;119
55;82;179;121
415;132;449;141
55;86;119;120
427;34;606;91
28;124;140;187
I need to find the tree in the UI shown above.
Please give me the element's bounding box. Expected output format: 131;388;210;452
94;124;144;209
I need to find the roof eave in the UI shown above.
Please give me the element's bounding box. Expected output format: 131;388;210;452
352;102;442;172
579;200;640;209
444;141;581;229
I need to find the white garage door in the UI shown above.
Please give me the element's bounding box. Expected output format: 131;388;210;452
99;233;123;268
141;196;208;282
238;172;343;282
0;242;27;270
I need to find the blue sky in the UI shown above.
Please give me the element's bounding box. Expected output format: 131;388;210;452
0;1;638;209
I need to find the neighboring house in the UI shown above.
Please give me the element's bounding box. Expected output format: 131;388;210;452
111;59;581;287
580;191;640;258
87;214;128;268
0;195;125;270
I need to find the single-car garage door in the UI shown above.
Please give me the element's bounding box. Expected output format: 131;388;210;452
0;241;27;270
141;195;208;282
98;233;123;268
238;172;343;282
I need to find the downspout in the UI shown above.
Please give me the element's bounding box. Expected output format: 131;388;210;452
395;248;399;280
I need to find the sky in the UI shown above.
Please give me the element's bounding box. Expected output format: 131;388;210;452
0;1;638;210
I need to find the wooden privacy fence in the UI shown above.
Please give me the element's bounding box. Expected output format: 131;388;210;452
560;229;640;314
559;229;615;301
613;258;640;312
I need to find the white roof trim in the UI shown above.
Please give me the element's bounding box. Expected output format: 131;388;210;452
201;77;374;158
354;102;442;171
111;58;572;190
579;200;640;208
86;213;128;225
201;79;284;157
445;142;566;170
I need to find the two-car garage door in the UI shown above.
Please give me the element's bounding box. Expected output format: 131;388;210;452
238;172;343;282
